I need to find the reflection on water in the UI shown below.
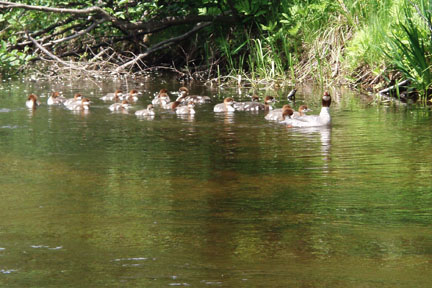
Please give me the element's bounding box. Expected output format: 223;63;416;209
0;78;432;287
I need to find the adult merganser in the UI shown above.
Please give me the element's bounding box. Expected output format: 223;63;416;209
26;94;40;108
64;93;83;106
175;101;195;115
282;91;332;127
178;87;211;104
135;104;155;116
234;95;275;111
109;100;130;111
47;91;66;105
65;98;91;111
265;104;292;121
213;98;235;112
100;89;122;101
152;89;171;105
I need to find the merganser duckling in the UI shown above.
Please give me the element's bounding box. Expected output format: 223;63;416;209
282;91;332;127
152;89;171;105
64;93;83;106
175;101;195;115
109;100;130;111
292;105;311;118
265;104;292;121
178;87;211;104
280;107;294;121
66;98;91;111
26;94;41;109
122;89;140;102
234;95;275;111
47;91;66;105
135;104;155;116
213;98;235;112
100;89;123;101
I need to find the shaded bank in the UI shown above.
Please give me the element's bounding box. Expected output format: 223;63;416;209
1;1;432;103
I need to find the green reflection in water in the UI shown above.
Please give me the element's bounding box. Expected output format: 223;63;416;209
0;78;432;287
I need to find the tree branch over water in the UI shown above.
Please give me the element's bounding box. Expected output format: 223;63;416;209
0;0;236;75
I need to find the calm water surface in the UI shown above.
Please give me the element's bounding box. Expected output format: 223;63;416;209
1;76;432;287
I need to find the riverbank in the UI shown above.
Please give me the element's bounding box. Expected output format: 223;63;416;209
1;1;431;104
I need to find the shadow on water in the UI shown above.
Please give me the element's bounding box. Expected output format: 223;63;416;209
0;76;432;287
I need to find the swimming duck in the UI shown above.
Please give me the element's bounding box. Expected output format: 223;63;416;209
65;98;91;111
122;89;140;102
213;98;235;112
264;104;292;121
282;92;332;127
234;95;275;111
152;89;171;106
47;91;66;105
292;105;311;118
178;87;211;104
135;104;155;116
109;100;130;111
26;94;41;109
175;101;195;115
64;93;83;106
100;89;122;101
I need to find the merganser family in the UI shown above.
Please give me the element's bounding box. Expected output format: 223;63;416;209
100;89;123;101
109;100;130;111
234;95;275;111
213;98;235;112
280;91;331;127
26;94;41;108
178;87;211;104
135;104;155;116
23;87;332;130
47;91;66;105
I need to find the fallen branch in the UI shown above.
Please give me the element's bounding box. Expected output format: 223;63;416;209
115;22;212;73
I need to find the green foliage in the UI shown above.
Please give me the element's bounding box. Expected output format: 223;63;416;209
385;1;432;101
1;0;432;99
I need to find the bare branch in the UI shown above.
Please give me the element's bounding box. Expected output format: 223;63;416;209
115;22;212;73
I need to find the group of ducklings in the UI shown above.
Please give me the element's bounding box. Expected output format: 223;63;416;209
25;86;318;124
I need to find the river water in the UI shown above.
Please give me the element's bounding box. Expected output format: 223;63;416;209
0;75;432;287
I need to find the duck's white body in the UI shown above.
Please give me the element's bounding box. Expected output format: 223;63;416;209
214;98;235;112
175;103;195;115
109;101;130;111
135;105;155;116
47;92;66;105
265;108;285;121
234;96;274;111
291;107;331;126
26;96;40;109
100;90;122;101
64;94;83;106
178;87;211;104
66;98;90;111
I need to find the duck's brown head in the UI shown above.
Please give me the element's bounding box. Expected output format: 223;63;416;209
322;91;331;107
